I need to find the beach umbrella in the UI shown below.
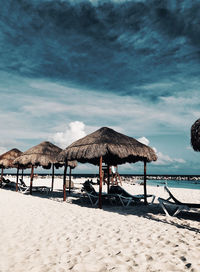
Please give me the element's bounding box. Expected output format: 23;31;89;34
0;148;22;188
58;127;157;208
191;118;200;151
13;141;67;194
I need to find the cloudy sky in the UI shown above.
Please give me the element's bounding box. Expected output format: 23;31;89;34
0;0;200;174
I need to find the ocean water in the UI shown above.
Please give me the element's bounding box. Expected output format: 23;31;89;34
146;179;200;190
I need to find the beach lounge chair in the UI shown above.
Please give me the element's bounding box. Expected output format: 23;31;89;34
158;186;200;216
1;178;16;189
109;185;155;207
81;180;117;206
17;179;31;194
81;180;104;206
0;177;10;187
18;179;50;195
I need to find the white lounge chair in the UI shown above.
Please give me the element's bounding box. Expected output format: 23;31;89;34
109;185;155;206
18;179;50;195
81;180;118;206
158;186;200;216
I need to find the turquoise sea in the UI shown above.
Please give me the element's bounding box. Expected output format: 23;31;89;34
146;179;200;190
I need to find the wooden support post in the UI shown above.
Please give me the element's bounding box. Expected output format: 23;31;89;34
99;156;103;209
0;167;3;187
21;168;24;182
16;166;19;192
63;161;68;201
107;164;110;194
144;160;147;205
30;165;34;195
51;163;55;192
69;167;72;194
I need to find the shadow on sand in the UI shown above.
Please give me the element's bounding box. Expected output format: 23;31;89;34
2;185;200;233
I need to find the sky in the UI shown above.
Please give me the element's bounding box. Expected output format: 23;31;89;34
0;0;200;175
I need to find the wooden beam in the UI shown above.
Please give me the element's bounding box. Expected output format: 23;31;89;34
0;167;3;187
107;164;110;194
99;156;103;209
63;161;68;201
51;163;55;192
69;167;72;194
16;166;19;192
21;168;24;181
30;165;34;195
144;160;147;205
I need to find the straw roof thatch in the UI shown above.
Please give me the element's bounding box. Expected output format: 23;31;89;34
191;118;200;151
0;148;22;168
68;160;77;169
58;127;157;165
13;141;77;169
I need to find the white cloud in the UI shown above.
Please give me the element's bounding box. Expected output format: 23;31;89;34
28;80;198;135
18;80;200;139
139;82;174;90
23;101;68;116
152;147;185;166
137;136;150;146
175;158;186;163
0;78;199;173
0;146;7;155
50;121;86;148
137;137;185;166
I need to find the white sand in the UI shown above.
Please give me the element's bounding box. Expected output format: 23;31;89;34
0;176;199;272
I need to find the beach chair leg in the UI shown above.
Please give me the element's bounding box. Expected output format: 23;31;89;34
125;198;133;207
45;188;50;195
150;195;155;204
118;196;125;207
88;194;98;206
173;207;182;217
88;194;93;205
94;198;99;206
24;187;30;194
173;205;189;217
108;197;115;205
118;196;132;207
158;199;171;216
19;186;29;194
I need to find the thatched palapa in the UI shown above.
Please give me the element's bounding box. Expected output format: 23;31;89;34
0;148;22;168
67;160;77;169
58;127;157;208
14;141;64;169
13;141;77;194
191;118;200;151
58;127;157;165
0;148;22;187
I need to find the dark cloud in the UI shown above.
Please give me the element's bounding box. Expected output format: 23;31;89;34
0;0;200;98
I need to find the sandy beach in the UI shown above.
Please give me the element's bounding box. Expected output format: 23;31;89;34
0;176;199;272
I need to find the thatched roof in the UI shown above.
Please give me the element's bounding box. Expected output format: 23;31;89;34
68;160;77;169
0;148;22;168
58;127;157;165
13;141;77;169
191;118;200;151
